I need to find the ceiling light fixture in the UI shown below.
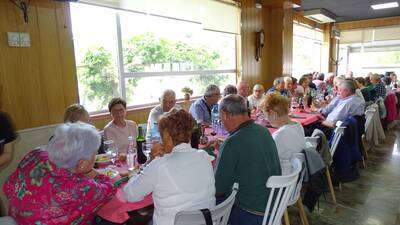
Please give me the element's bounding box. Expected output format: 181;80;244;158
303;8;336;23
371;2;399;10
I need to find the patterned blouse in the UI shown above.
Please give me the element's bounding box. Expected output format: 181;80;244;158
3;149;116;225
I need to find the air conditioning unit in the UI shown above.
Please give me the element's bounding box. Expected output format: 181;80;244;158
304;8;336;24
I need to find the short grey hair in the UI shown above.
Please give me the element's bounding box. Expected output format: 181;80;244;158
161;89;176;100
340;80;356;94
47;123;101;169
219;94;248;116
204;84;220;97
273;77;285;86
253;84;264;91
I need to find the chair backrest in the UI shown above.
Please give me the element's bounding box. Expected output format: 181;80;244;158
287;153;306;206
330;126;346;157
0;216;18;225
305;136;319;151
262;158;302;225
174;183;239;225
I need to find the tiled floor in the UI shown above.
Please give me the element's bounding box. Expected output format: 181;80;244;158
289;129;400;225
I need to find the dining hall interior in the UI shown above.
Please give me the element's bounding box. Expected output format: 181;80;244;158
0;0;400;225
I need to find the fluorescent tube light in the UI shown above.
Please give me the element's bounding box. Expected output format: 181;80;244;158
371;2;399;10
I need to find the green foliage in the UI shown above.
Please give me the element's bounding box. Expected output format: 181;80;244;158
79;33;227;110
79;46;119;110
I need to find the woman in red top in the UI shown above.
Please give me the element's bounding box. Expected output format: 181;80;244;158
3;123;116;225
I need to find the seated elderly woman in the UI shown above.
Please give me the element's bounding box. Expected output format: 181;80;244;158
123;109;215;225
296;76;311;97
3;123;116;225
260;93;306;174
248;84;264;109
63;103;90;123
104;97;138;152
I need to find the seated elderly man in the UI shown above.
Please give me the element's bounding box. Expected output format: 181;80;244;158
267;77;288;96
4;123;116;225
237;81;250;98
307;80;365;137
189;84;221;125
215;94;281;225
248;84;264;109
146;89;179;142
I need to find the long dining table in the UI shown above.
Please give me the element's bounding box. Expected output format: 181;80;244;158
96;109;323;223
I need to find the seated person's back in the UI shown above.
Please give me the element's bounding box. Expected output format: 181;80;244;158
123;109;215;225
215;95;281;225
4;123;115;225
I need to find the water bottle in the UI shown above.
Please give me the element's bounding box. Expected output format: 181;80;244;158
211;105;220;134
127;136;137;170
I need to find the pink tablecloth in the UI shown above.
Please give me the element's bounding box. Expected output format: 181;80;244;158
289;109;323;126
97;164;154;223
97;184;153;223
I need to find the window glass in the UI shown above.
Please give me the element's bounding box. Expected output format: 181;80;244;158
70;3;237;112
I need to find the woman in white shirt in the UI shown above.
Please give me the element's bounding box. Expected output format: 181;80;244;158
123;109;215;225
260;93;306;174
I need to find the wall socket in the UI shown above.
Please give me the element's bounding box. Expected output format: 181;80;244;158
7;32;31;47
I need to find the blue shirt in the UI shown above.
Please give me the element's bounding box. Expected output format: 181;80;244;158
189;97;215;124
372;82;386;101
266;87;289;96
325;95;365;124
319;96;341;116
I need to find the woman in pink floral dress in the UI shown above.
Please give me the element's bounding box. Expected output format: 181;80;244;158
3;123;116;225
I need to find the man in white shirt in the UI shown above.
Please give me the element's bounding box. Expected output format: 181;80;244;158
146;90;178;143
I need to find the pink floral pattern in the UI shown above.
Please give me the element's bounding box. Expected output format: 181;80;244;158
3;149;116;225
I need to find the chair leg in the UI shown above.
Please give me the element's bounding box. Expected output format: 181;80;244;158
297;199;310;225
284;209;290;225
325;167;337;205
338;182;342;192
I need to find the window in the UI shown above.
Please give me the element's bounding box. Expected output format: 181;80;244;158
339;46;400;76
70;2;238;113
292;22;324;79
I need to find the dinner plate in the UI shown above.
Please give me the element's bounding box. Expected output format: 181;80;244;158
95;154;111;163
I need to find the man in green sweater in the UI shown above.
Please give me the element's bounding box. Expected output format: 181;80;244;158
215;94;281;225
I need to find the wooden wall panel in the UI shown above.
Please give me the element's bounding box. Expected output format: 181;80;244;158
336;16;400;31
0;0;78;130
240;0;263;87
240;0;293;89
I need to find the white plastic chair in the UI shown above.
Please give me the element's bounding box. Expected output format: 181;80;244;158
262;158;302;225
0;216;18;225
330;123;346;157
174;183;238;225
285;153;309;225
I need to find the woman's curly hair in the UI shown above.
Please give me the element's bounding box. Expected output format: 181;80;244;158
158;109;196;146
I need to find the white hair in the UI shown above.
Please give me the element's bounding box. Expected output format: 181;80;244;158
253;84;264;91
47;123;101;169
